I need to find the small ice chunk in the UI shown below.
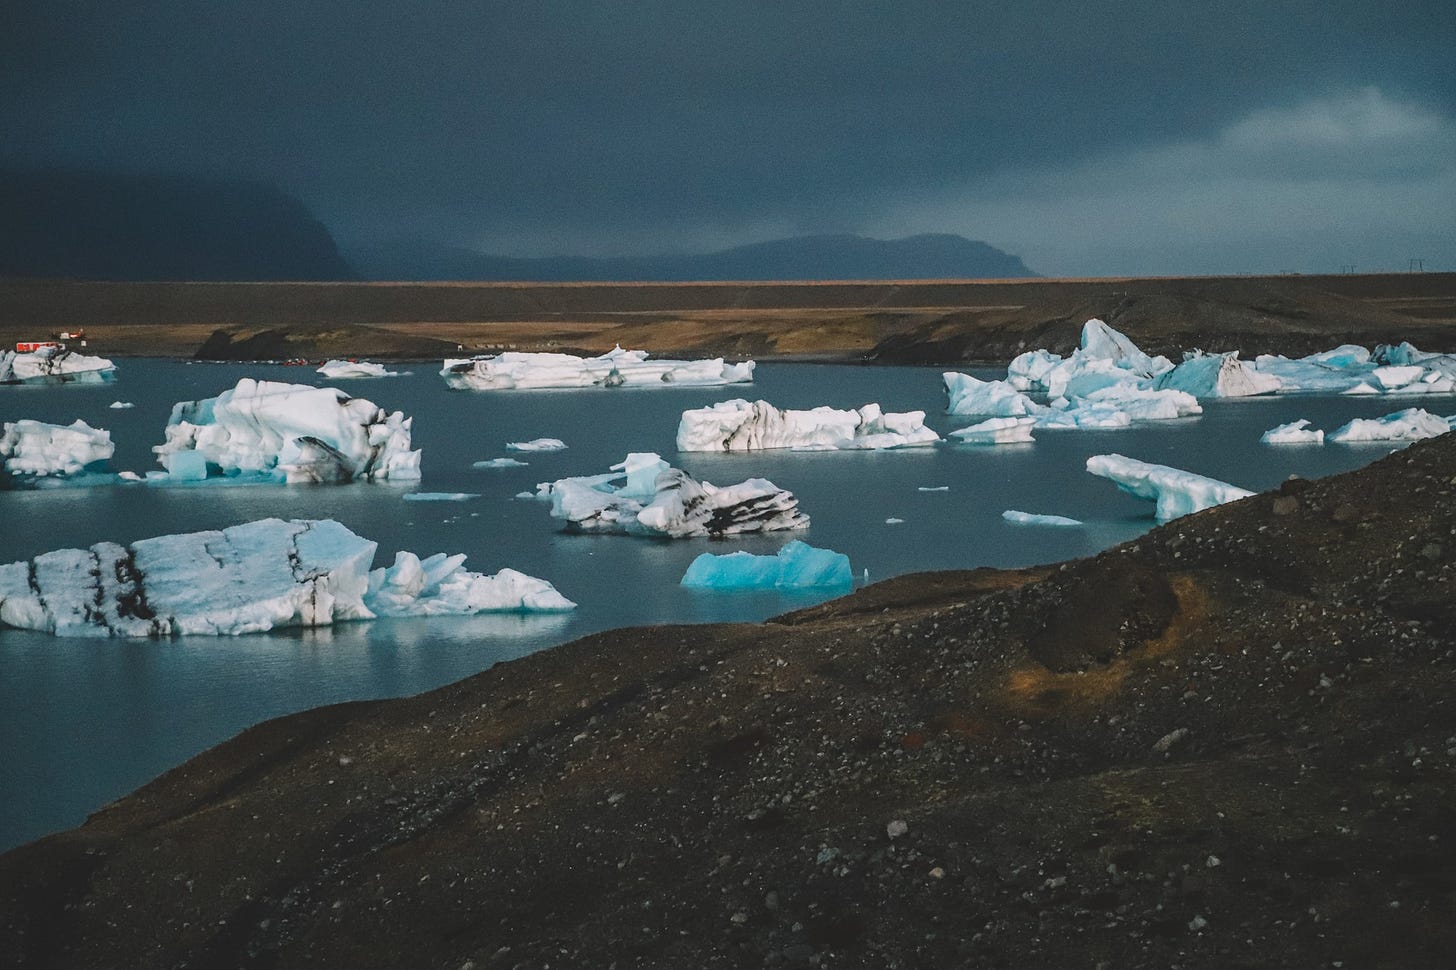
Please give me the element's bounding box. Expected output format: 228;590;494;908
1086;453;1254;522
1261;419;1324;444
680;540;852;590
109;401;135;409
473;458;529;469
1327;408;1451;443
918;486;950;492
949;416;1036;444
1002;510;1083;526
885;517;905;524
316;360;397;379
505;438;568;452
403;492;481;502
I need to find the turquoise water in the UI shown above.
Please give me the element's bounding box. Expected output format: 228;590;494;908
2;358;1450;849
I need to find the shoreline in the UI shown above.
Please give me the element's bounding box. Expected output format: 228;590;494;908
3;271;1452;366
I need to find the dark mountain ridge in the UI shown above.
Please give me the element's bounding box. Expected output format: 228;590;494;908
350;232;1039;282
0;169;354;282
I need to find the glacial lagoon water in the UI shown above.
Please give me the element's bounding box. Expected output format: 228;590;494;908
2;358;1452;849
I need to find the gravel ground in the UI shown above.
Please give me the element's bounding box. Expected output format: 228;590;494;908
2;433;1455;969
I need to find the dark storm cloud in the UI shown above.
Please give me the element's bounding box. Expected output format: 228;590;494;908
4;1;1454;269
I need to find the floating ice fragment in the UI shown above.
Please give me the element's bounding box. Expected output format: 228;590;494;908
1327;408;1451;443
506;438;568;452
535;452;808;538
949;416;1036;444
0;347;116;384
473;458;529;469
1086;454;1254;522
918;486;950;492
680;540;852;590
403;492;481;502
1154;351;1281;398
0;518;573;637
1;419;115;481
1002;510;1083;526
677;399;938;451
152;378;421;484
441;346;754;390
316;360;397;379
109;401;135;409
885;517;905;524
1261;419;1324;444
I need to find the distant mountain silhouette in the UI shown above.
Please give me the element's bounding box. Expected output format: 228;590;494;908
351;233;1038;281
0;169;354;281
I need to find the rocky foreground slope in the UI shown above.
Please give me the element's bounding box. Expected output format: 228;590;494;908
3;437;1456;968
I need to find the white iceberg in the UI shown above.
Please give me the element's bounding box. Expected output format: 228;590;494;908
1252;343;1455;396
316;359;397;379
1327;408;1451;443
680;540;852;590
948;416;1036;444
1261;419;1324;444
1155;351;1281;398
109;401;135;410
535;452;808;538
0;517;573;638
1021;320;1175;398
1086;454;1254;522
1002;510;1083;527
0;346;116;384
441;346;755;390
506;438;568;452
1062;384;1202;422
152;378;422;484
943;373;1041;417
677;399;939;452
473;458;529;469
1;419;114;480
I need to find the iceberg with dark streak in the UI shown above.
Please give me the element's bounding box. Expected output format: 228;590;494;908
152;378;421;484
0;518;573;638
442;346;754;390
0;347;116;385
533;452;808;537
677;399;938;452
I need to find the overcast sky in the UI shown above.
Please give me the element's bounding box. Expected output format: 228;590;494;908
4;2;1453;275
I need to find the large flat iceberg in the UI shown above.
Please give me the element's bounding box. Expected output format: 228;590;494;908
1;419;114;480
535;452;809;537
1002;510;1083;526
0;518;573;638
152;378;422;483
677;399;939;452
0;347;116;385
680;540;852;590
441;346;755;390
1086;454;1254;522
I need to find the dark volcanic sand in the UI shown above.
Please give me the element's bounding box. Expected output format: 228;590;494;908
3;432;1455;968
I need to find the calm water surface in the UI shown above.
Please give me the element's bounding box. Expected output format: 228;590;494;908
2;358;1450;848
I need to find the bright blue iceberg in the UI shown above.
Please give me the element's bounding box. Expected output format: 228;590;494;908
680;540;852;590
